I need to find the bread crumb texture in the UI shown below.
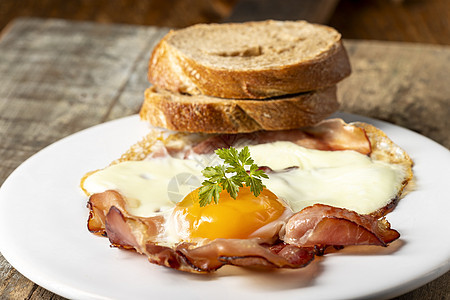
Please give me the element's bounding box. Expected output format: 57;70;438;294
169;20;340;70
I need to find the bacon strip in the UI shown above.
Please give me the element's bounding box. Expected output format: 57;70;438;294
83;119;404;273
88;190;165;245
87;191;399;273
283;204;400;247
87;190;128;236
191;119;371;156
105;207;140;251
175;239;314;272
96;199;314;272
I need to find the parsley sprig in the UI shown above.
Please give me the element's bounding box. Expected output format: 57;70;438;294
198;146;269;207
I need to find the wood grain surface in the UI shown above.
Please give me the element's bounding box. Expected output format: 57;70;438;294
0;18;449;300
330;0;450;45
1;0;449;45
0;0;238;29
340;40;450;149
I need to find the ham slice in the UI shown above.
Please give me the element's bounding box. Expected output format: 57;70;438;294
83;119;406;273
191;119;371;156
175;239;315;272
91;191;314;272
283;204;400;247
88;190;165;249
87;191;399;273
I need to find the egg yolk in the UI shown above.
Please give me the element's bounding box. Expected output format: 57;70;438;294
173;186;286;241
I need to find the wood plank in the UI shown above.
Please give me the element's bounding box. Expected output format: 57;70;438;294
339;40;450;149
106;27;170;121
0;20;164;299
0;0;237;31
2;0;449;45
329;0;450;45
225;0;339;23
0;18;448;300
0;18;162;183
0;252;33;299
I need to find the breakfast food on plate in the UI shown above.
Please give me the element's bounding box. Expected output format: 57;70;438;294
81;120;413;272
81;20;414;273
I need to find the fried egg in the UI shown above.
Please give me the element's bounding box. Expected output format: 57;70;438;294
82;140;409;246
171;186;288;241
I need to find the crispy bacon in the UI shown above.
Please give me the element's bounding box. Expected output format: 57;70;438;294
105;207;140;250
191;119;371;156
87;192;399;273
92;193;314;272
283;204;400;247
91;192;314;272
84;120;406;273
176;239;314;271
88;190;165;245
87;190;128;236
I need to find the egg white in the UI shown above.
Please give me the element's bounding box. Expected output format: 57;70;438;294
82;141;409;245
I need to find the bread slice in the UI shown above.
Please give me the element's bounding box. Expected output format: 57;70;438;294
139;86;339;133
148;20;351;99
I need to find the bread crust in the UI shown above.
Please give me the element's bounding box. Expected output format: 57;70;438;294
140;86;339;133
148;21;351;99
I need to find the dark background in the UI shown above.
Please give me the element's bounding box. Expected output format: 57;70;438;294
1;0;449;44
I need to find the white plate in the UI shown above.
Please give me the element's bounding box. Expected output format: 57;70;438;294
0;113;449;300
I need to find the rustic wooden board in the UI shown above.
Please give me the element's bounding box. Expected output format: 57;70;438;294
340;40;450;149
329;0;450;45
225;0;339;23
0;18;448;300
0;18;166;300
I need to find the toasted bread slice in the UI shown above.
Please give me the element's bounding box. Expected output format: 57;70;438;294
148;20;351;99
139;86;339;133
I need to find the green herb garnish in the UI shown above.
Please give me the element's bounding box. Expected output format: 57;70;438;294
198;146;269;207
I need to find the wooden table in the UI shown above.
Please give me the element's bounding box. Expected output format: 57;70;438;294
1;0;449;45
0;18;449;300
